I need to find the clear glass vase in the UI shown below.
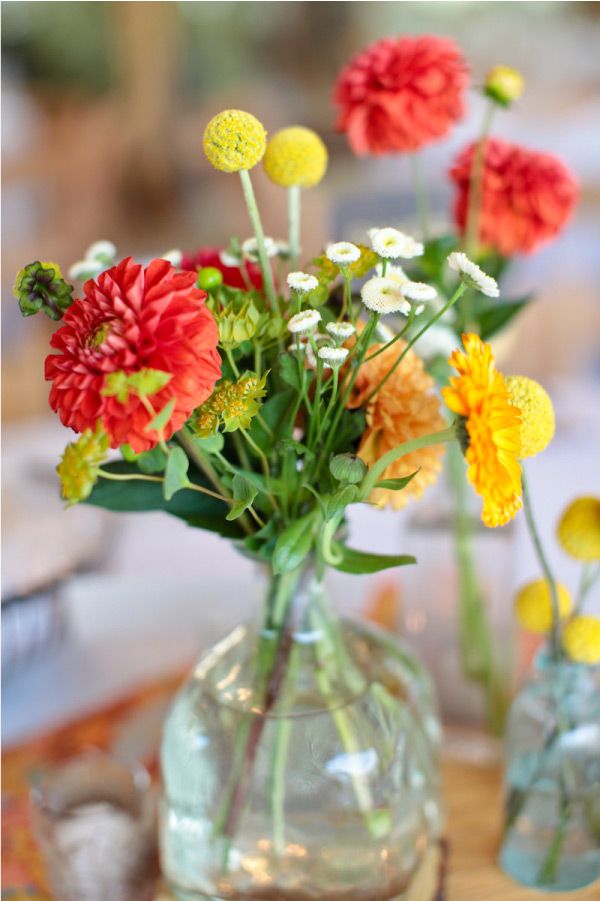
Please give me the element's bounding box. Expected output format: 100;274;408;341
160;561;443;900
499;649;600;892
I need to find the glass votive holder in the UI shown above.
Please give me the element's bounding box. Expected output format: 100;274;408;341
30;752;158;901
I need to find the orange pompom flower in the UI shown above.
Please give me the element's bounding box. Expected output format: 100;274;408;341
442;333;522;527
348;340;446;509
333;35;469;156
450;137;578;255
45;257;221;453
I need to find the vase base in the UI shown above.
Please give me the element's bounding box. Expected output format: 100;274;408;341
166;840;445;901
499;844;600;894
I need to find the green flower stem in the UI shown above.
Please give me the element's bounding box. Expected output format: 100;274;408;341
537;784;571;886
240;426;272;486
341;271;352;321
269;640;299;855
576;563;600;614
364;283;466;406
522;466;561;659
364;308;415;363
465;99;496;255
226;348;240;378
360;424;457;500
312;368;339;451
288;185;301;270
410;153;430;240
97;469;233;506
239;169;278;313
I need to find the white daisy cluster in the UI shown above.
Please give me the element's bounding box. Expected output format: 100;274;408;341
287;309;321;334
317;346;349;369
242;236;278;261
68;240;117;281
287;271;319;293
326;242;361;266
369;227;424;260
447;252;499;298
326;321;355;342
402;282;437;302
361;277;411;316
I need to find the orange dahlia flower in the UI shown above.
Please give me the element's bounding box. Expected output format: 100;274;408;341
348;341;445;509
442;333;522;527
46;257;221;452
333;35;468;155
450;137;578;255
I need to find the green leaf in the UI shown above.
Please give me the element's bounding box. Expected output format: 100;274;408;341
325;484;359;520
163;447;189;501
273;513;315;574
330;545;416;575
85;461;244;538
128;368;172;398
279;352;303;391
375;471;419;492
226;473;258;521
120;443;138;462
145;398;175;434
137;445;168;474
249;388;296;453
188;432;225;454
329;409;365;455
478;296;532;341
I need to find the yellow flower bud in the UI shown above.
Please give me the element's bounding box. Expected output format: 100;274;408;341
557;496;600;562
264;126;328;188
203;110;267;173
562;615;600;665
484;66;525;106
506;375;554;458
57;426;109;506
514;579;572;634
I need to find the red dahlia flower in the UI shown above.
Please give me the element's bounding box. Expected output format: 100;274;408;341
181;247;263;291
333;35;468;155
450;138;578;255
46;257;221;452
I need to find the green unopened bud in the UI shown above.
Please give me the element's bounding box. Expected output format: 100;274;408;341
14;261;74;320
197;266;223;291
484;66;524;107
218;300;260;350
330;453;367;484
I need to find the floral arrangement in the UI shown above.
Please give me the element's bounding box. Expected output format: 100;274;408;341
332;34;578;729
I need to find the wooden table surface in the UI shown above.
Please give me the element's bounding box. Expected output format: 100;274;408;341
444;757;600;900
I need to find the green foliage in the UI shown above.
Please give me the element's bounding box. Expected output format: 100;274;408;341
14;261;73;320
375;471;419;492
226;473;258;521
163;447;190;501
330;453;367;485
102;368;171;403
146;398;176;434
273;514;315;574
478;295;532;341
331;545;416;575
136;445;168;474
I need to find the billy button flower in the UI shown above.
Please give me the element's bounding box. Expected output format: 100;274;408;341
14;261;74;320
514;579;573;634
557;496;600;562
57;425;109;505
562;615;600;665
505;376;555;459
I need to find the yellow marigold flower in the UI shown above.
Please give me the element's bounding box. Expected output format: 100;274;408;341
514;579;573;634
562;615;600;665
557;496;600;562
442;333;522;528
203;110;267;173
505;375;555;458
348;340;445;509
57;426;109;506
485;65;525;106
263;126;328;188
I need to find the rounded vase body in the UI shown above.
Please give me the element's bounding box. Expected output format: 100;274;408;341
160;570;442;901
499;652;600;892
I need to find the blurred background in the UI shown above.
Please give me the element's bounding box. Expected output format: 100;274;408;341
2;1;600;744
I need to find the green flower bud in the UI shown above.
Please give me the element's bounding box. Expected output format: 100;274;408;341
484;66;524;107
218;300;260;350
197;266;223;291
330;453;367;484
14;261;74;320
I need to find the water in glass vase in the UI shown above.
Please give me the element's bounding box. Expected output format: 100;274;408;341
160;564;442;900
500;651;600;892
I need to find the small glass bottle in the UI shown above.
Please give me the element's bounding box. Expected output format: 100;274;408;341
499;649;600;892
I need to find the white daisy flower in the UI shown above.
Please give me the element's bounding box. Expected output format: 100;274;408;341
219;250;241;268
326;322;355;341
447;252;499;298
361;277;411;316
68;259;105;281
375;262;408;286
287;271;319;293
370;228;424;260
287;309;322;334
242;236;277;261
326;241;361;266
317;346;349;369
275;240;291;259
85;240;117;262
161;248;182;267
401;281;437;302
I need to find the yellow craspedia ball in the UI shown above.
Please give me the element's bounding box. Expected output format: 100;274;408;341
562;615;600;665
557;496;600;562
514;579;573;634
263;126;328;188
506;375;555;458
203;110;267;173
